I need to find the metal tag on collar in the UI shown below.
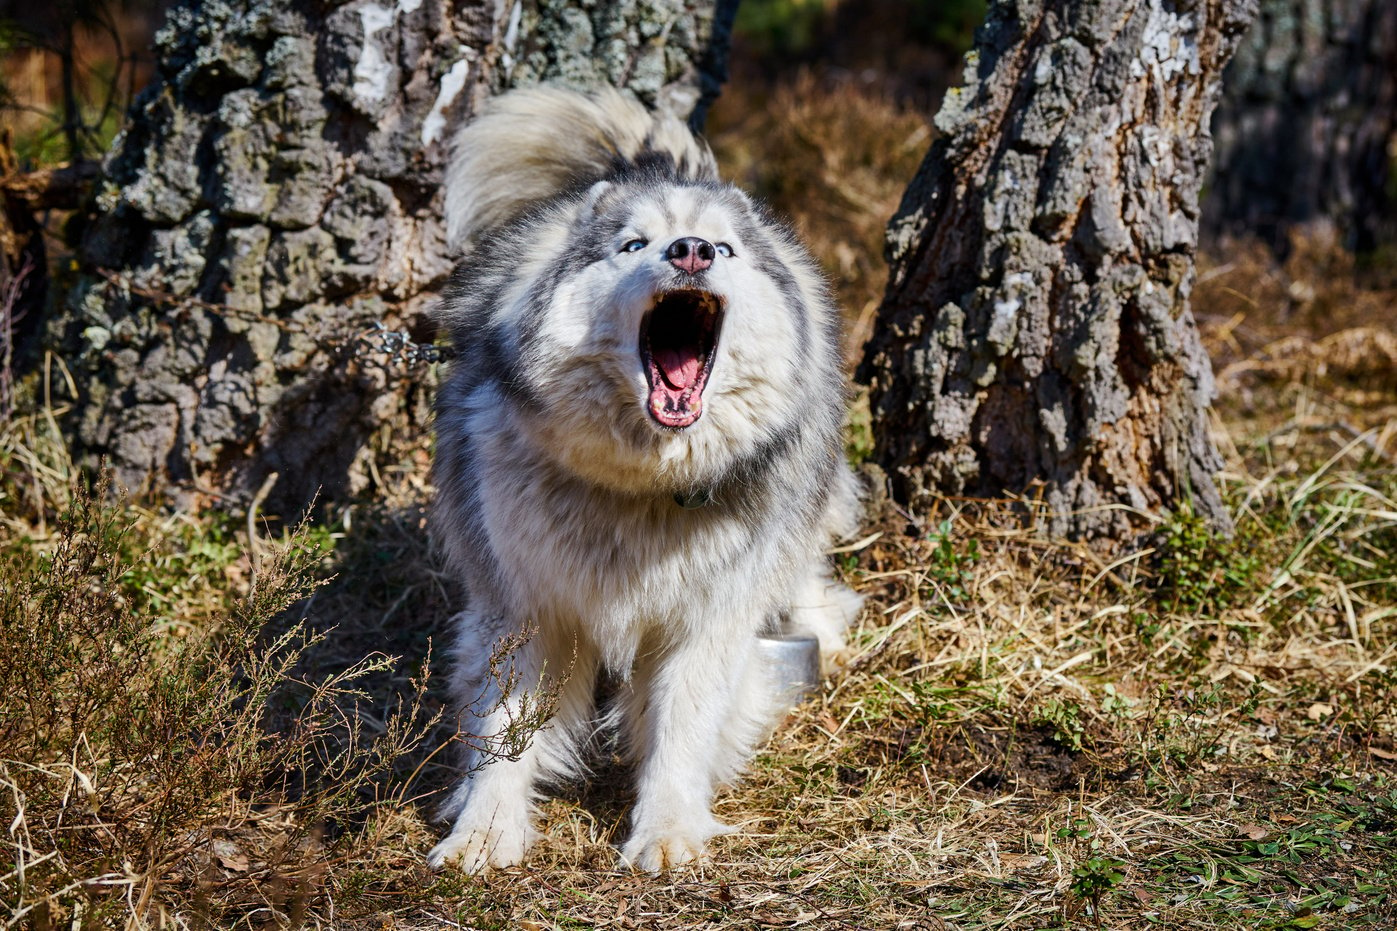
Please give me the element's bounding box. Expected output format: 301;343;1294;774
674;487;712;509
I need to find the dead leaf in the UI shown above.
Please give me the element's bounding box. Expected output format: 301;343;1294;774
1306;702;1334;721
1369;745;1397;761
1239;823;1268;840
1001;853;1048;870
212;839;248;872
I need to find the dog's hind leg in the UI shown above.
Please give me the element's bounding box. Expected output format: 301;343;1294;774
429;614;596;872
787;563;863;670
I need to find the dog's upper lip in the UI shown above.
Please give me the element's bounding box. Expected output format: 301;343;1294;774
640;289;724;429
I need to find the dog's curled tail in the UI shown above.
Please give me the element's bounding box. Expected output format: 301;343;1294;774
444;86;718;250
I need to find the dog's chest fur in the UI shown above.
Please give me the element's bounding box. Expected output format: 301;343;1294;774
446;407;813;671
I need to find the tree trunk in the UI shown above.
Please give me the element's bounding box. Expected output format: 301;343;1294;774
859;0;1256;540
56;0;737;515
1204;0;1397;254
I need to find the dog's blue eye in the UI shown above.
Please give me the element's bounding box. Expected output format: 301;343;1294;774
715;243;734;257
622;239;648;253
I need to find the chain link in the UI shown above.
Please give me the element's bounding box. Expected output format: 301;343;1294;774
349;322;457;366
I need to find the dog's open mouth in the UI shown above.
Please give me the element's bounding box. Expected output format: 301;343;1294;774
640;290;725;429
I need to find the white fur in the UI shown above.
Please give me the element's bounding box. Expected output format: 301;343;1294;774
444;86;717;251
429;87;862;873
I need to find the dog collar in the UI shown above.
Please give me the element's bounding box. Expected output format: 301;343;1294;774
673;488;713;509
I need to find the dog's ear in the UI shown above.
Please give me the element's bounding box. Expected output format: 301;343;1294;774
724;187;765;224
581;180;614;216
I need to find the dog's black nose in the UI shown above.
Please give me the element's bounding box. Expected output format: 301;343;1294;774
666;237;716;275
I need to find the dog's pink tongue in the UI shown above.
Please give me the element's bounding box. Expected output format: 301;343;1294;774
655;346;702;390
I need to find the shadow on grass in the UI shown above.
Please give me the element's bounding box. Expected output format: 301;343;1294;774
267;499;639;863
262;499;462;826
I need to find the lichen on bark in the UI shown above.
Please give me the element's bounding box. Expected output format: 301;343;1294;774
506;0;738;125
860;0;1258;539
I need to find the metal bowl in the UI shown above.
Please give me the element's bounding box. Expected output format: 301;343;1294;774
755;632;822;707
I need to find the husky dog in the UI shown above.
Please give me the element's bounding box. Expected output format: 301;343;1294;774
428;86;862;873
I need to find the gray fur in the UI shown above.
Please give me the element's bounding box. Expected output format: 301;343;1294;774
429;86;862;873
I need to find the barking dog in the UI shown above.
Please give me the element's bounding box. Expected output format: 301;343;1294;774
428;86;862;873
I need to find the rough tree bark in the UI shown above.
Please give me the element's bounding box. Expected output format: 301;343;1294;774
57;0;737;514
859;0;1257;540
1204;0;1397;253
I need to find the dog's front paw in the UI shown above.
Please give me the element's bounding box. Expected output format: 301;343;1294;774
427;824;532;873
620;818;733;872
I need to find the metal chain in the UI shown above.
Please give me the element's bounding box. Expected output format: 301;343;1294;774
349;321;457;366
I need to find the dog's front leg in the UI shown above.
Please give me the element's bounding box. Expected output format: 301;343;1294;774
620;632;751;872
429;618;595;873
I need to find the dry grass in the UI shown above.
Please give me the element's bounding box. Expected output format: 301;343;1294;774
1198;230;1397;426
0;360;456;929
